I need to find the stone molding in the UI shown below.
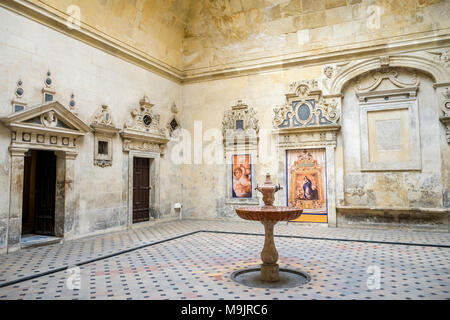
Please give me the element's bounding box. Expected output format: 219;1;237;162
327;52;450;96
1;100;91;153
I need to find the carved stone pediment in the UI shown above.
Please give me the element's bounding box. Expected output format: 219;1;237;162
120;96;169;154
273;80;341;132
0;100;91;152
222;100;259;146
91;104;120;136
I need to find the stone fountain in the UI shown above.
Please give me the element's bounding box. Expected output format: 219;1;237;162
231;173;310;288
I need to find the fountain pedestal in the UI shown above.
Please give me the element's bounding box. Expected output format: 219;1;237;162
261;221;279;282
232;173;310;288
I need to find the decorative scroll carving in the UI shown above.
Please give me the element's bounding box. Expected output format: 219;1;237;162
121;96;169;154
222;100;259;143
441;88;450;117
356;68;419;93
91;105;116;129
124;96;166;136
427;49;450;68
273;81;340;129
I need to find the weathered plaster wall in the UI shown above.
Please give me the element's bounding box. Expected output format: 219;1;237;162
24;0;190;71
0;7;182;250
183;0;450;72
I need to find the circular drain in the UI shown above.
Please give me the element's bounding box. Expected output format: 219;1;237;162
231;268;310;289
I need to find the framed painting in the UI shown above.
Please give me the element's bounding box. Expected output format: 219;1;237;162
286;149;328;223
232;154;252;199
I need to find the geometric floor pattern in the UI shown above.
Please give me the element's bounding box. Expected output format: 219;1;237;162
0;219;449;300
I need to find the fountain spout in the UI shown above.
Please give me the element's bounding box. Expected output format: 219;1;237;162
255;173;281;206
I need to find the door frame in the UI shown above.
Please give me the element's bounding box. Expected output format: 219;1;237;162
7;147;78;253
126;150;160;226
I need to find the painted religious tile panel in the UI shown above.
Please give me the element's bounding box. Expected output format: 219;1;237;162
232;154;252;199
286;149;328;223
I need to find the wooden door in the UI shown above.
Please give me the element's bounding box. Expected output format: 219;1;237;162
34;150;56;235
133;157;150;223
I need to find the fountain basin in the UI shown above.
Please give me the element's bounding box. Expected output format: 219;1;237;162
235;206;302;222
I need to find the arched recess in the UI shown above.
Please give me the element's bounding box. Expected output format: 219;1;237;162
330;53;450;229
328;55;449;96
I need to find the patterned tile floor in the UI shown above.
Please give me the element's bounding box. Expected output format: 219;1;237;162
0;219;449;300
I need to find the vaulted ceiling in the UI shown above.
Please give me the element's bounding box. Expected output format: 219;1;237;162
9;0;450;82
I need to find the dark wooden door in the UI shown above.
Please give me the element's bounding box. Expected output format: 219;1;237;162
34;150;56;235
133;157;150;223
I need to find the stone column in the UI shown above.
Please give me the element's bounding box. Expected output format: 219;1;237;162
7;147;27;253
326;145;337;228
62;151;78;239
260;221;279;282
54;152;66;237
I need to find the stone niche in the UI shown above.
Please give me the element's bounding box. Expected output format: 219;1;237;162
356;68;422;171
0;100;91;252
120;96;169;225
90;105;120;168
222;100;260;208
273;80;341;227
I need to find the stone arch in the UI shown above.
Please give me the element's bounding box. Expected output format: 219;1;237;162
328;55;449;96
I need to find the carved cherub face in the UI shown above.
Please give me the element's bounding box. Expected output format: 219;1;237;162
324;66;334;79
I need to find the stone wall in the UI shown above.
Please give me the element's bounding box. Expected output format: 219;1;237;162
180;56;450;229
0;7;182;252
25;0;190;71
183;0;450;74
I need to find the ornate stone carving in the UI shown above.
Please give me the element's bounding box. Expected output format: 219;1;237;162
41;111;58;127
123;139;162;153
427;49;450;68
0;100;91;153
273;80;340;129
440;88;450;143
222;100;259;141
11;79;27;112
379;55;390;68
68;93;78;115
356;68;419;94
167;103;181;137
323;65;335;79
121;96;169;154
124;95;166;136
91;105;115;128
91;105;119;168
288;80;319;97
41;70;55;103
441;87;450;117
